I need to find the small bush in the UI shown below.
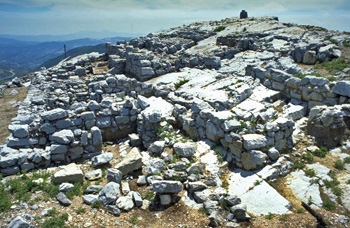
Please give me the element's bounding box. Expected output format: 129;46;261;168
332;186;343;196
76;207;86;215
296;208;305;213
265;212;274;220
198;207;210;215
143;191;155;201
294;160;305;169
0;184;11;212
66;182;82;200
313;147;327;158
304;168;316;177
213;26;226;32
301;152;314;163
214;149;224;163
343;157;350;164
130;216;137;225
279;214;288;222
91;200;101;209
322;200;336;211
334;160;345;170
42;212;69;228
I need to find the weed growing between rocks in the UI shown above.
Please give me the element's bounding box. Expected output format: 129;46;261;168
42;208;69;228
174;78;190;90
313;147;328;158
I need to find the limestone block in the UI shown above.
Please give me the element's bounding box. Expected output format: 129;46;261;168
41;108;68;121
333;81;350;97
152;180;182;194
241;150;267;170
92;152;113;166
53;163;84;184
242;134;267;150
115;147;143;175
8;124;29;138
173;142;196;157
302;50;317;65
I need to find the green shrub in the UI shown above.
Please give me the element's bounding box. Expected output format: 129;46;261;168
296;208;305;213
143;191;155;201
91;200;101;209
301;152;314;163
214;149;224;163
279;214;288;222
304;168;316;177
42;211;69;228
213;26;226;32
334;160;345;170
66;182;82;200
130;216;137;225
313;147;327;158
75;207;86;214
265;212;274;220
0;184;11;212
198;207;210;215
343;157;350;164
322;200;336;211
332;186;343;196
294;160;305;169
315;58;350;73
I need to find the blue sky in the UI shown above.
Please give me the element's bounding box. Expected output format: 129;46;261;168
0;0;349;37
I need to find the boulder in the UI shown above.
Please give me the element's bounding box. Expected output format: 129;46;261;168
116;196;134;211
56;192;72;206
107;168;123;183
148;141;165;155
152;180;182;194
115;147;143;175
8;216;30;228
303;50;317;65
85;185;103;194
85;169;103;180
83;194;99;205
53;163;84;184
98;182;121;205
231;204;248;221
241;150;267;170
173;142;196;157
143;158;165;175
106;205;121;216
92;152;113;166
59;182;74;192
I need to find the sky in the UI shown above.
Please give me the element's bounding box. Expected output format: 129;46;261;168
0;0;350;38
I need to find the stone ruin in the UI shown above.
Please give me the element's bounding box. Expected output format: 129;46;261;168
2;16;350;227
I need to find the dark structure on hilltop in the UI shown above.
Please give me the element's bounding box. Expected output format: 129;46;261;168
240;10;248;19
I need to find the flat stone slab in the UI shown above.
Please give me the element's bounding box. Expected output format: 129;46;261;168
228;169;292;215
286;170;323;209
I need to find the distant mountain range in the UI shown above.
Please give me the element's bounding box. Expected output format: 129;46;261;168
0;30;140;42
0;35;133;83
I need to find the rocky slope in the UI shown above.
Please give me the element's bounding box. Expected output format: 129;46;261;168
1;16;350;227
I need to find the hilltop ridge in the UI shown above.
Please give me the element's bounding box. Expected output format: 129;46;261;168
1;16;350;227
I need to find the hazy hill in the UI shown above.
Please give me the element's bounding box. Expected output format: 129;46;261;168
0;36;132;82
